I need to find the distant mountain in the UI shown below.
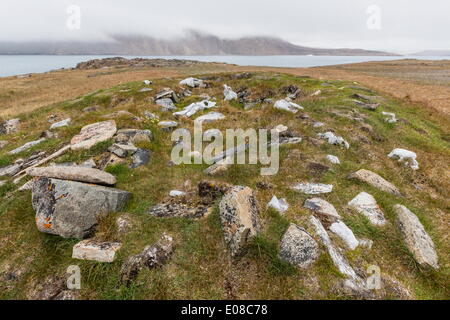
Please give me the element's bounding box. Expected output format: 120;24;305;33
412;50;450;56
0;31;396;56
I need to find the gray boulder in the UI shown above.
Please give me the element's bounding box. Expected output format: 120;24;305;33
130;149;151;168
0;118;20;134
394;205;439;269
279;224;319;268
27;166;117;186
219;186;260;256
32;177;130;239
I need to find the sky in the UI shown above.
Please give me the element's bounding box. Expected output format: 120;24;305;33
0;0;449;53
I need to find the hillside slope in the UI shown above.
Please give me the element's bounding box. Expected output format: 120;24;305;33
0;71;448;300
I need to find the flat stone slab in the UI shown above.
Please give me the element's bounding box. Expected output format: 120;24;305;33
292;183;333;195
330;221;359;250
395;205;439;269
195;112;226;123
304;198;341;219
27;166;117;186
8;138;46;155
32;177;130;239
279;224;319;269
50;118;71;129
348;192;386;226
72;240;122;263
71;120;117;150
349;169;401;196
219;186;261;256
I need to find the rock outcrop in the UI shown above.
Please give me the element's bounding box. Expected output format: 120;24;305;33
70;120;117;150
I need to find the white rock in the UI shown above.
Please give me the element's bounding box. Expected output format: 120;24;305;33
313;122;324;128
139;88;153;92
292;183;333;195
394;204;439;269
326;155;341;165
311;90;322;96
195;112;225;123
50;118;71;129
358;238;373;250
304;198;341;219
179;77;204;88
8;138;46;155
173;100;217;118
274;99;304;113
330;221;359;250
223;85;238;101
267;196;289;214
310;216;359;280
317;132;350;149
143;80;152;85
72;240;122;263
382;112;397;123
158;121;178;129
348;192;386;226
388;148;419;170
274;125;288;133
156;98;176;111
169;190;186;197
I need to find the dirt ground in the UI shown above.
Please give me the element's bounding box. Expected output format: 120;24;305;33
1;59;449;119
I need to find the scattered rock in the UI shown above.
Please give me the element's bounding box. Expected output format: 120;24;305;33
313;122;324;128
143;80;152;85
116;215;133;234
115;128;153;144
120;233;173;285
179;77;205;88
292;183;333;195
0;118;20;134
148;201;212;219
330;221;359;250
198;180;232;199
27;166;117;186
279;224;319;268
139;88;152;93
224;85;238;101
326;155;341;165
304;198;341;219
353;99;379;111
348;192;386;226
32;177;130;239
394;204;439;269
144;111;159;120
72;240;122;263
0;163;22;177
174;100;216;118
311;90;321;96
130;149;151;168
0;140;8;149
219;186;261;256
70;120;117;151
388;148;419;170
108;143;138;158
204;158;230;175
8;138;46;155
169;190;186;197
50;118;71;129
310;216;359;280
155;88;179;102
83;106;98;113
382;112;397;123
195;112;226;123
40;130;57;139
267;196;289;214
274;99;304;113
348;169;401;196
358;239;373;250
158;121;178;131
156;98;176;111
317;132;350;149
